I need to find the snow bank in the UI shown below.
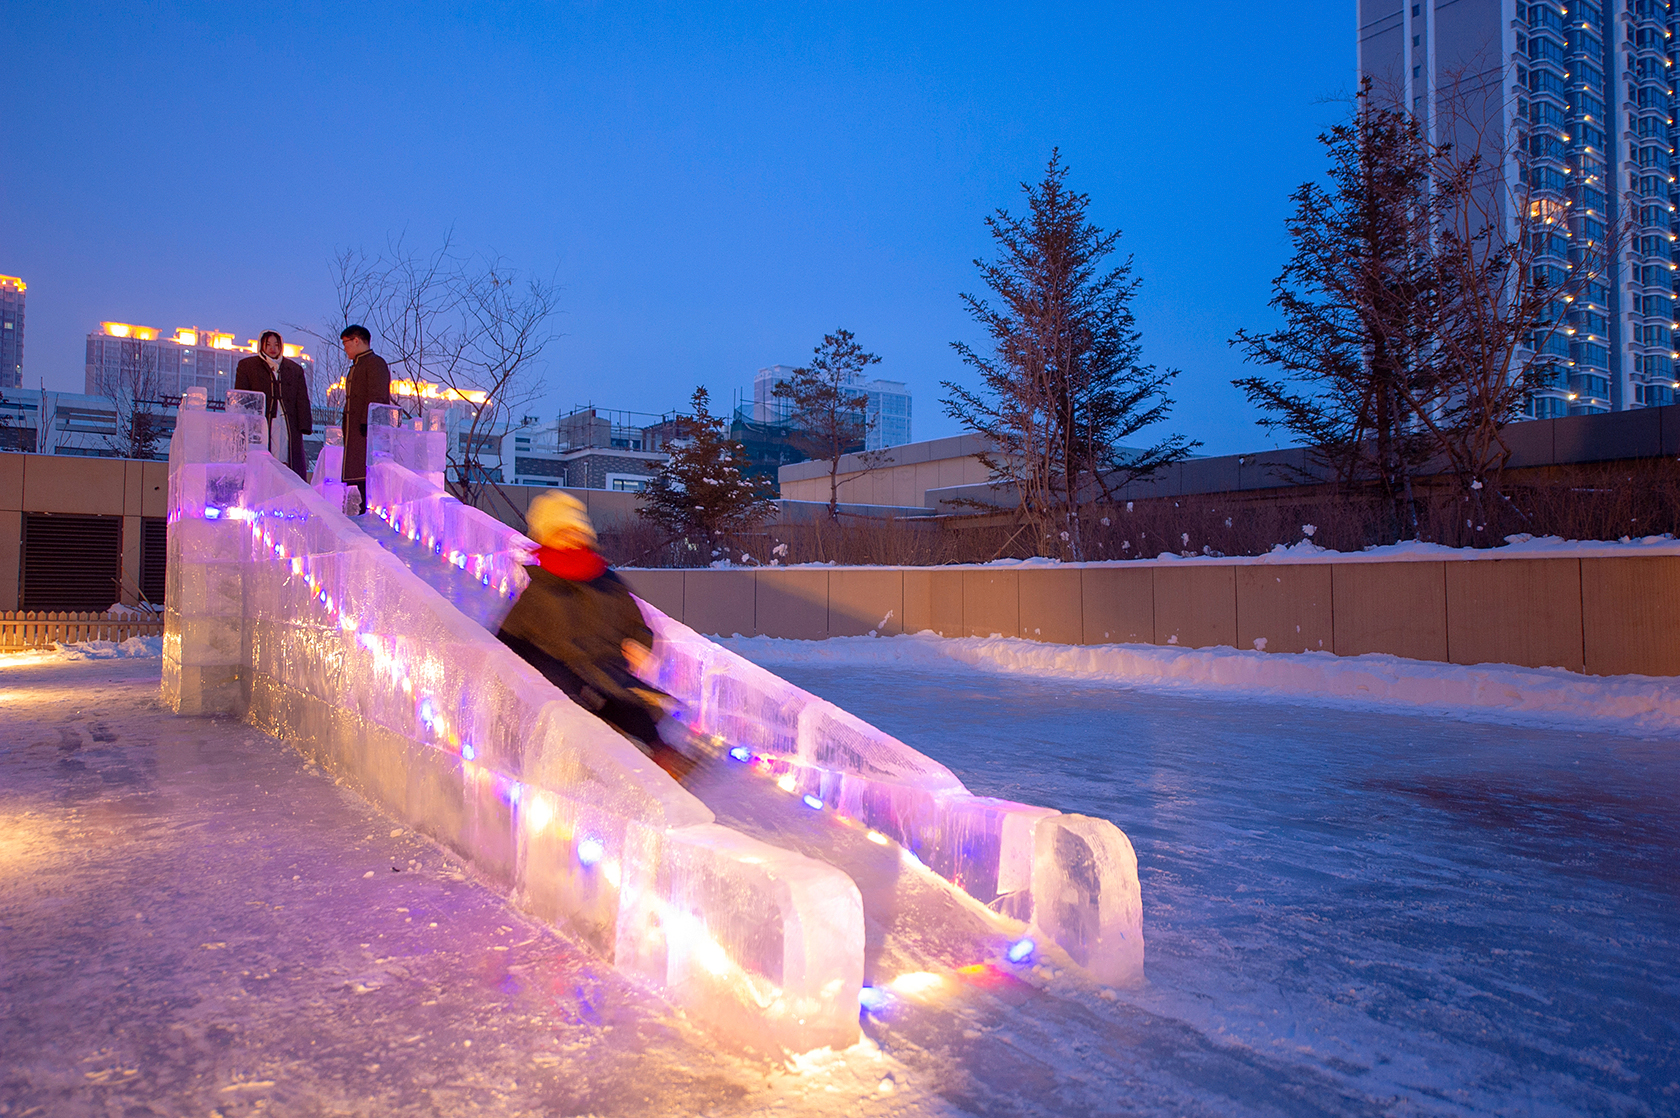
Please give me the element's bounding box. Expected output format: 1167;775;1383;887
53;636;163;660
762;532;1680;570
722;633;1680;739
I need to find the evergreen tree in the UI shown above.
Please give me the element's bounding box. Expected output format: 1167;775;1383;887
1230;80;1449;542
943;150;1195;560
774;328;879;520
639;386;776;563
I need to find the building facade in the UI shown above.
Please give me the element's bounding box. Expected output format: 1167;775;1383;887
750;363;913;450
506;407;672;491
84;322;315;402
1;276;23;389
1359;0;1679;417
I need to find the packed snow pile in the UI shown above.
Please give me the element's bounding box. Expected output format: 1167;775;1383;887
52;636;163;660
723;632;1680;738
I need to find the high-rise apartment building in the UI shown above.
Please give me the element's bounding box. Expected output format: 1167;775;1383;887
0;276;23;388
84;322;313;400
1359;0;1678;416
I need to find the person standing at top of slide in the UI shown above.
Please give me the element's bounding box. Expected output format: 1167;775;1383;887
339;324;391;508
233;330;313;478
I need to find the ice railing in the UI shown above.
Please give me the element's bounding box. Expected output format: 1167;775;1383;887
368;437;1144;985
163;393;866;1054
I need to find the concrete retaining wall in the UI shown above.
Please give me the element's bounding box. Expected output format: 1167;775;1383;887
619;557;1680;677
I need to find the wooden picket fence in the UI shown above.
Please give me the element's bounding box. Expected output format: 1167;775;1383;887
0;610;166;651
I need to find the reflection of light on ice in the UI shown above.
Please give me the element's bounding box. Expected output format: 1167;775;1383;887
888;971;944;997
776;773;797;793
865;830;890;846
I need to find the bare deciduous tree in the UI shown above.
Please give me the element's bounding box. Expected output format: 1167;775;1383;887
292;233;560;505
96;338;167;460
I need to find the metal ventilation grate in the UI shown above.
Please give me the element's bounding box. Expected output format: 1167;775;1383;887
19;513;123;612
140;517;168;606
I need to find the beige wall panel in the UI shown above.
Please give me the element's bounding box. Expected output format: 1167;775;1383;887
0;510;19;610
619;569;685;622
755;569;829;639
0;453;25;512
1016;568;1083;644
682;570;758;637
962;569;1019;638
892;467;916;507
140;460;169;517
923;569;964;636
120;515;142;606
915;462;940;505
123;461;144;517
1236;564;1333;654
22;455;127;515
829;568;904;636
1446;559;1583;671
1081;566;1154;644
1581;556;1680;676
902;569;932;634
1332;562;1448;661
1154;566;1238;649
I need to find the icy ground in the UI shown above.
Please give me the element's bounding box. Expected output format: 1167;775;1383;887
0;657;940;1118
722;636;1680;1117
6;645;1677;1116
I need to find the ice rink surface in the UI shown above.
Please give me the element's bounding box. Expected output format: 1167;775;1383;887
727;638;1680;1117
4;645;1676;1116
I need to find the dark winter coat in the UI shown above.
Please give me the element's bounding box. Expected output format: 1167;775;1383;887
234;355;313;478
341;350;392;485
496;551;660;741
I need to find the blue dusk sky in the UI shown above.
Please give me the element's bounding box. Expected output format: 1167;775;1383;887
0;2;1352;454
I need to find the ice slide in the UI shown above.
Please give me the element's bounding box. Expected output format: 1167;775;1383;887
162;397;1143;1054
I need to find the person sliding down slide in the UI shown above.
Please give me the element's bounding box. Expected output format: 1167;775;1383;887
496;491;697;781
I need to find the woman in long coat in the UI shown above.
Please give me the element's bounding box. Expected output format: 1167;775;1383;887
233;330;313;477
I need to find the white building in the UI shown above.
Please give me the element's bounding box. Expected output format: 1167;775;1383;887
85;322;315;402
749;363;912;450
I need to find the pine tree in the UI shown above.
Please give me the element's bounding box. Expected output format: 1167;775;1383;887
639;386;776;563
943;150;1195;560
774;328;879;520
1230;80;1448;542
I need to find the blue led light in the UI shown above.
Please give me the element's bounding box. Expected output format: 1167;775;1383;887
1006;938;1035;963
577;838;605;866
858;986;890;1012
728;746;751;762
204;507;221;519
508;782;522;803
461;744;476;761
802;794;823;810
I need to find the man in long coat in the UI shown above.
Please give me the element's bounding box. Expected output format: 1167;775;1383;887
233;330;313;478
339;323;392;501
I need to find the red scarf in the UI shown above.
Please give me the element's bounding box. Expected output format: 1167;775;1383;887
535;545;608;582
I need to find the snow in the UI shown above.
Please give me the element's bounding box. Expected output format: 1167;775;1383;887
770;531;1680;568
0;635;164;666
720;631;1680;739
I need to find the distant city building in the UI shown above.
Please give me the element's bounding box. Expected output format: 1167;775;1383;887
1358;0;1678;416
506;406;676;490
0;276;23;389
84;322;314;401
750;363;912;450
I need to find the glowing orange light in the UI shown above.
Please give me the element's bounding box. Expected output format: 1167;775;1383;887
101;321;159;340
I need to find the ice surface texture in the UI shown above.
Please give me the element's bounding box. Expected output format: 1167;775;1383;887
163;420;865;1054
644;610;1145;985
